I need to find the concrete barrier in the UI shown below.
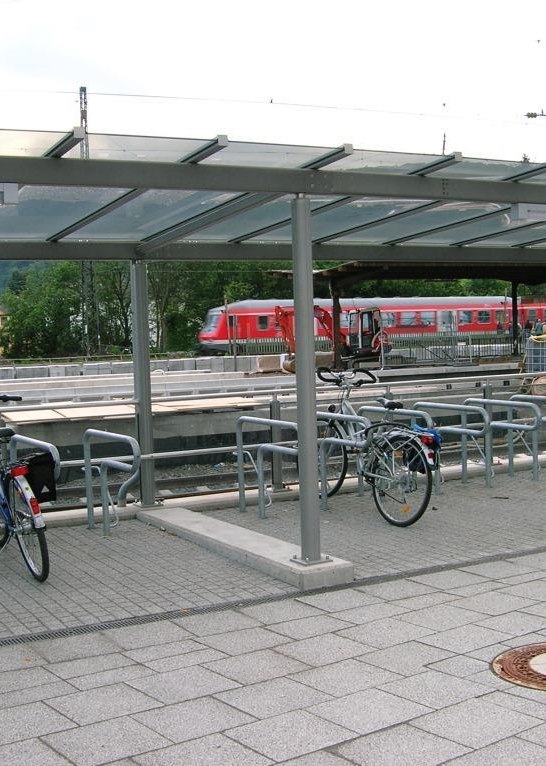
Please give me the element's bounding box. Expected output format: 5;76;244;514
15;365;49;379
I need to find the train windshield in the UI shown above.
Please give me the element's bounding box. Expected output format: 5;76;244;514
202;311;221;333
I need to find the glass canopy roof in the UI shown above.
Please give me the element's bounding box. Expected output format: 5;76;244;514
2;128;546;252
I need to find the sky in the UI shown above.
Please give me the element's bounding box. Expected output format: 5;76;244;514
2;0;546;161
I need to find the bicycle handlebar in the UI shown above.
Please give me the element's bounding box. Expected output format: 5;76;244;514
0;394;22;402
316;366;378;386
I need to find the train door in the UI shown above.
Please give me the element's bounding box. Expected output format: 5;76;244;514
438;310;456;332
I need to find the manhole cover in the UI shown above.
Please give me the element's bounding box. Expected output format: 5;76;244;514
491;643;546;690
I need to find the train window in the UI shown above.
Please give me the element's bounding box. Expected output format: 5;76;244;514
458;310;472;325
527;309;538;321
381;312;395;328
477;310;490;324
421;311;435;326
202;312;221;332
400;311;417;326
228;315;237;327
257;315;269;330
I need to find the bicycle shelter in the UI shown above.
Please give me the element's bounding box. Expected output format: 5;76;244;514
3;129;546;576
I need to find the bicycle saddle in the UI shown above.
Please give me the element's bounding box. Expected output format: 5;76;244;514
376;397;403;410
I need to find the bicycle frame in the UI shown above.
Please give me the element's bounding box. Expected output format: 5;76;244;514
0;467;46;540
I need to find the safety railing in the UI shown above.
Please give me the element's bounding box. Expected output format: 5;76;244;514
83;429;141;535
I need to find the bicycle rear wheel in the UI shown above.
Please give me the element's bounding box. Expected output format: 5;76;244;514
8;477;49;582
371;433;431;526
317;419;348;497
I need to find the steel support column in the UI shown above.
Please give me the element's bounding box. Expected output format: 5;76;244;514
511;280;519;355
130;260;157;506
292;195;322;564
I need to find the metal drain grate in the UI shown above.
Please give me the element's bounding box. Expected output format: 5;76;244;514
5;545;546;648
492;644;546;691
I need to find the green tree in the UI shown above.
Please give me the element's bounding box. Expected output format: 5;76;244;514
0;262;82;357
95;262;131;350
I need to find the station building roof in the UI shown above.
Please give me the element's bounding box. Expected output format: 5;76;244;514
1;128;546;282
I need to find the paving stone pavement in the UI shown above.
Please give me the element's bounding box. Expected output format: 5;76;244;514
0;520;296;639
2;550;546;764
206;471;546;579
2;471;546;761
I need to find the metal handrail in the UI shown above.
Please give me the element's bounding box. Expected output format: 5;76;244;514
83;429;141;535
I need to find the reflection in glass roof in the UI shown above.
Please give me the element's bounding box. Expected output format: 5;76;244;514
0;129;67;156
327;150;440;174
436;158;546;181
414;207;522;245
2;128;546;253
0;185;128;240
66;133;206;162
67;189;240;240
469;223;546;247
185;195;339;242
200;141;332;168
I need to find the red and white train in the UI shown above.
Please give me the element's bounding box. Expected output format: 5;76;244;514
197;296;546;355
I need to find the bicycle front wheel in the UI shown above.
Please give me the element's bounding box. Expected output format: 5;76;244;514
371;433;431;526
317;419;348;497
9;477;49;582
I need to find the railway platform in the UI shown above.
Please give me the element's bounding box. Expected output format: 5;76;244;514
2;472;546;763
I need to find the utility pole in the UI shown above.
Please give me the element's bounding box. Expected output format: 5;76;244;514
79;86;100;356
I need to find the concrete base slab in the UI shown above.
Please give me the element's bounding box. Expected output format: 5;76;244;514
137;506;354;590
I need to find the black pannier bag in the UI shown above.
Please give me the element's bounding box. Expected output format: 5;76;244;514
24;452;57;503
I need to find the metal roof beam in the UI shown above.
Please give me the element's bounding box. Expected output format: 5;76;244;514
1;241;545;272
6;156;546;204
47;135;230;243
300;143;353;170
313;201;443;244
42;127;86;158
452;219;546;246
178;134;229;163
383;206;510;245
408;152;462;176
503;164;546;182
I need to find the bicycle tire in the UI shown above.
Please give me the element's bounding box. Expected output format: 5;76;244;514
370;432;431;526
9;477;49;582
317;419;348;497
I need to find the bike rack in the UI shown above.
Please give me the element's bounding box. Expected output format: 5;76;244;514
82;429;141;535
8;435;61;479
414;401;491;489
318;432;370;512
236;415;298;514
256;443;298;518
316;410;372;498
464;397;542;481
355;405;434;429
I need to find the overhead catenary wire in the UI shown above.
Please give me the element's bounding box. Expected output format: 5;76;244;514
0;88;537;128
